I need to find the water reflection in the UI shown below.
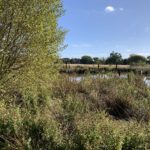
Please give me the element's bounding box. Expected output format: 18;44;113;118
144;77;150;87
70;74;150;87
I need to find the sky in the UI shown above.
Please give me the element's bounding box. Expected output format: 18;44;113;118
59;0;150;58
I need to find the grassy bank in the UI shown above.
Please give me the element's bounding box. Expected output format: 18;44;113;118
1;74;150;149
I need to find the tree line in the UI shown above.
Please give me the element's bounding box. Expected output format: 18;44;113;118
62;51;150;65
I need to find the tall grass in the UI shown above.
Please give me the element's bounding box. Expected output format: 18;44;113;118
1;74;150;149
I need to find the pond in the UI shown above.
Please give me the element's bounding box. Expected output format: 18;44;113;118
69;74;150;87
144;77;150;87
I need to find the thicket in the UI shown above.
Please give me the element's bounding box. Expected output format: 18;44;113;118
51;74;150;149
1;73;150;149
0;0;65;149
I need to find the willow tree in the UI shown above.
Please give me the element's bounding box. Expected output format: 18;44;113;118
0;0;65;98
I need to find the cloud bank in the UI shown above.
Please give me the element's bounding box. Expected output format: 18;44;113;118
105;6;115;13
105;6;124;13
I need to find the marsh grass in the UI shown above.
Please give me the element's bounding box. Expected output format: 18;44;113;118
53;74;150;121
1;74;150;149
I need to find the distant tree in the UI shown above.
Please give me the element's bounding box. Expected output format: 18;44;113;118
93;57;101;64
106;51;122;69
70;58;81;64
128;54;147;65
100;57;106;64
93;57;102;69
122;59;128;65
80;56;94;64
147;56;150;64
62;58;70;64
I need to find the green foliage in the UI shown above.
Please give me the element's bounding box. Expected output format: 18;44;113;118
1;1;150;149
81;56;94;64
93;57;101;64
1;75;150;149
128;54;147;65
74;113;147;150
0;1;66;149
54;74;150;121
106;51;123;65
0;100;64;149
0;0;65;102
147;56;150;64
147;56;150;62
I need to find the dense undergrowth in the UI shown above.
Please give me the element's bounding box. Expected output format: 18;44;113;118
1;74;150;149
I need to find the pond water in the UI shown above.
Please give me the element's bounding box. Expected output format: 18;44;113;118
69;74;150;88
144;77;150;87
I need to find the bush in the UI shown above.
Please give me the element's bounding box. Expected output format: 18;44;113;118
0;101;64;150
1;74;150;149
53;75;150;122
73;112;147;150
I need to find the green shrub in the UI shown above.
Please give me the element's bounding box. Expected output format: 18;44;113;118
1;74;150;149
0;101;64;150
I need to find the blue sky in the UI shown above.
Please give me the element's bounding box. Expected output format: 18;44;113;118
59;0;150;58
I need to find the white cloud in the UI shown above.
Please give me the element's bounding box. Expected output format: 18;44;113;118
105;6;115;13
104;6;124;13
